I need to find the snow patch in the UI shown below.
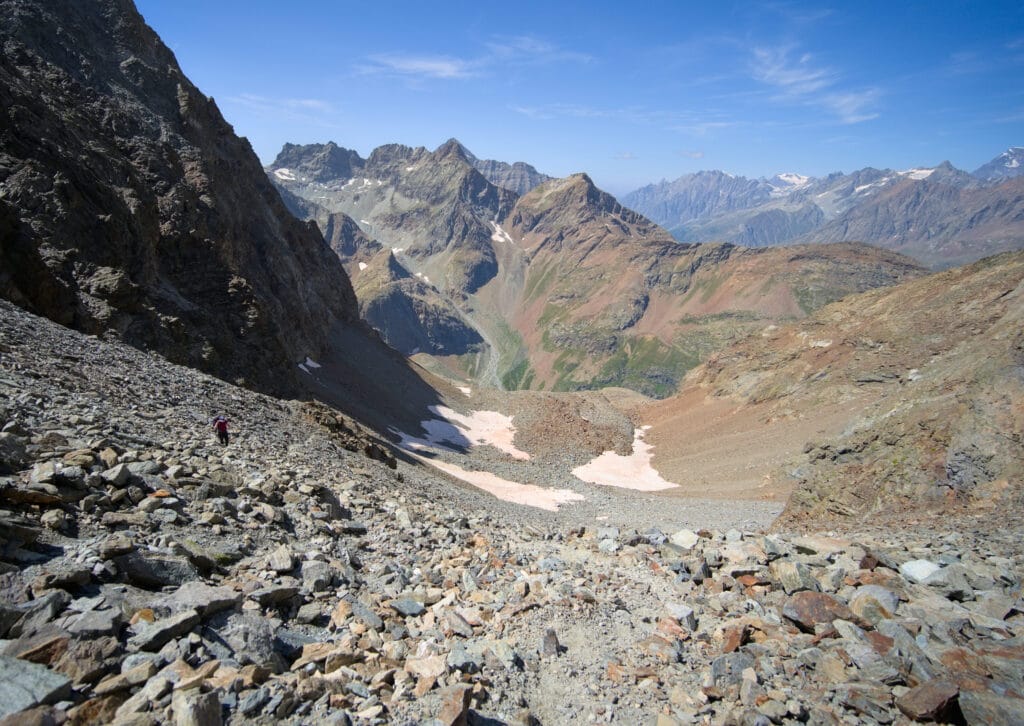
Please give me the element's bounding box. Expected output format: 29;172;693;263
776;172;809;186
297;363;309;374
855;176;895;194
391;406;530;460
458;386;472;397
388;407;581;511
571;427;679;492
358;262;368;271
489;221;515;245
273;168;297;181
423;458;583;512
897;168;935;180
392;247;404;255
303;357;321;369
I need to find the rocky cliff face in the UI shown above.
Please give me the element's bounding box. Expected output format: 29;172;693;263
622;171;776;234
352;253;482;357
0;0;359;394
973;146;1024;181
452;140;553;196
270;139;518;296
793;176;1024;268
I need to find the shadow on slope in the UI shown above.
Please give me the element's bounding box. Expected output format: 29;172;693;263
298;323;472;457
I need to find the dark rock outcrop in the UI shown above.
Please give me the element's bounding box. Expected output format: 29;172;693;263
0;0;358;394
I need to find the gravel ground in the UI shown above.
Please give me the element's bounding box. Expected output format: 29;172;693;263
2;299;1021;726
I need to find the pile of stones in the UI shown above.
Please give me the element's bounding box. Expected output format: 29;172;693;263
1;299;1022;725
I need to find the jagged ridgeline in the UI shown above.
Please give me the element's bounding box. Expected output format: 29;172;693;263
0;0;360;394
269;143;925;397
622;154;1024;268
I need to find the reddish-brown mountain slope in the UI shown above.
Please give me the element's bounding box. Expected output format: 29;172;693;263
641;250;1024;526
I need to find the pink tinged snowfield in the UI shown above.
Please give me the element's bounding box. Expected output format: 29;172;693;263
425;458;584;512
571;427;680;492
391;405;530;460
390;406;581;511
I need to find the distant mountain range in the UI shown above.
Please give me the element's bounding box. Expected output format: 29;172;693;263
269;140;922;396
622;149;1024;268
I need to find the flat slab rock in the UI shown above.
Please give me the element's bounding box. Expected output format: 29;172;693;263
895;679;960;721
782;591;856;632
0;656;72;718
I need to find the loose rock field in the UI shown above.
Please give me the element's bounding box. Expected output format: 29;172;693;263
1;300;1022;725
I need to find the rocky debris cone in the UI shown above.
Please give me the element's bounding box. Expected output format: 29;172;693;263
1;300;1023;724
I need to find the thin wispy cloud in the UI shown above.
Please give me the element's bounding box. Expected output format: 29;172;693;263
669;120;742;136
752;46;833;96
750;45;880;124
226;94;340;124
485;36;593;65
363;54;478;80
510;103;618;121
824;90;880;124
678;150;705;160
230;94;334;113
509;103;739;135
615;152;638;160
360;34;589;82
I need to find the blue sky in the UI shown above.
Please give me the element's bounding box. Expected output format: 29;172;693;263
135;0;1024;195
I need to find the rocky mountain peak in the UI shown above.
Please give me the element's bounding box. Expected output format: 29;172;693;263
366;142;422;167
434;137;472;163
973;146;1024;181
269;141;364;183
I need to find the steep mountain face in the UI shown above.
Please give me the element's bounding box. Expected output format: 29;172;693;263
498;174;925;395
275;141;926;396
621;171;777;235
974;146;1024;181
270;139;518;295
349;252;482;356
649;250;1024;525
624;158;1023;267
271;141;365;183
455;140;554;195
792;175;1024;268
0;0;359;394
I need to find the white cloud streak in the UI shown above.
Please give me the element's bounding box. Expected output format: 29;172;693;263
364;54;478;79
751;45;880;124
359;34;590;82
225;94;345;129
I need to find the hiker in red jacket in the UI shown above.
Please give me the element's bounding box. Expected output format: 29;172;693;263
213;415;230;446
